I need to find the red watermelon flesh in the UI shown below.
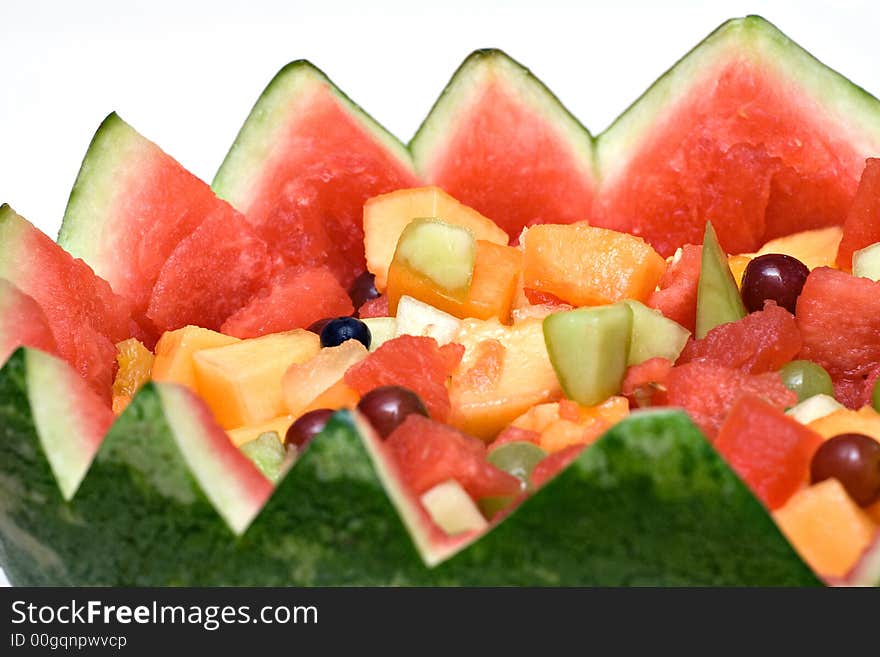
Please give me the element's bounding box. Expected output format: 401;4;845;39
531;445;585;489
386;414;521;500
344;335;464;422
596;52;866;257
357;295;389;319
621;357;673;407
221;266;353;339
0;279;58;364
59;114;251;330
146;213;277;333
836;158;880;270
796;267;880;408
415;64;595;239
647;244;702;332
715;395;823;510
677;301;801;374
0;206;133;400
665;361;796;439
215;76;419;287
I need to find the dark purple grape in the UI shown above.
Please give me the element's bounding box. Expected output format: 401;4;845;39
356;385;428;438
319;316;371;349
307;317;334;335
810;433;880;506
349;271;380;313
740;253;809;314
284;408;334;449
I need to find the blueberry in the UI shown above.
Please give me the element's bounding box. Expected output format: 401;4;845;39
319;316;371;349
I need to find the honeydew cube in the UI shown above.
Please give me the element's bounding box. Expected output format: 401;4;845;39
852;242;880;282
193;330;319;429
151;325;240;390
785;394;845;425
395;295;461;346
420;479;488;535
362;317;396;351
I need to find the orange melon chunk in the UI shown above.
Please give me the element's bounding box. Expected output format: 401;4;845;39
193;330;320;429
774;478;877;578
387;239;521;321
757;226;843;271
282;340;368;416
152;325;239;391
449;318;561;440
807;407;880;443
227;415;294;448
511;397;629;452
364;186;509;291
522;223;666;306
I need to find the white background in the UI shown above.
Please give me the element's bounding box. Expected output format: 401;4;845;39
0;1;878;586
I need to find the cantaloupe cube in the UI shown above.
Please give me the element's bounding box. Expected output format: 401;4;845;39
364;186;509;291
152;325;240;390
774;478;877;578
510;397;629;452
808;407;880;443
757;226;843;271
282;340;367;417
727;254;754;288
226;415;294;448
449;318;561;440
193;330;319;429
522;223;666;306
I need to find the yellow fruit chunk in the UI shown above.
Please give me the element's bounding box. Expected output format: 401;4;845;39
510;397;629;452
774;478;876;578
364;186;509;291
522;223;666;306
152;325;239;391
449;318;561;440
282;340;368;416
112;338;154;399
808;407;880;443
111;338;154;416
757;226;843;271
226;415;294;448
193;330;320;429
727;254;754;289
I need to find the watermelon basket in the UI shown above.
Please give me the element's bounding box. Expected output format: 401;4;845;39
2;15;880;586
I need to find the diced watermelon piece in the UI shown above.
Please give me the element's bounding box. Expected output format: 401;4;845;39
836;158;880;270
677;301;801;373
796;267;880;407
213;62;420;287
621;357;673;407
386;414;521;499
0;280;58;364
665;361;796;439
715;395;823;510
530;444;585;489
358;295;389;319
0;206;133;400
59;114;251;331
595;17;879;257
221;266;354;339
411;49;596;241
146;213;277;333
344;335;463;422
647;244;702;332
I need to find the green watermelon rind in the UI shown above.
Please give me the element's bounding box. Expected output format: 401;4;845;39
211;60;417;210
596;15;880;186
57;113;150;267
0;347;823;586
409;48;596;183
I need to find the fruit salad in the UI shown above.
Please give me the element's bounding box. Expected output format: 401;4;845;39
2;16;880;586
